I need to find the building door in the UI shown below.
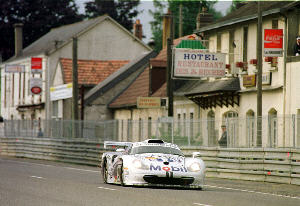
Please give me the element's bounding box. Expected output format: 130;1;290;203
246;110;255;147
224;111;239;147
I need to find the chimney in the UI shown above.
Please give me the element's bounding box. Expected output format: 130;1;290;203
14;23;23;57
162;10;171;49
133;19;143;40
196;7;213;30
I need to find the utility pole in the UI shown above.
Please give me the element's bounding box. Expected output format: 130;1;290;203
179;4;183;37
166;12;174;117
72;37;79;137
257;2;262;147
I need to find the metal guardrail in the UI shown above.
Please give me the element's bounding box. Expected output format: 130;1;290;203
1;115;300;148
0;137;300;185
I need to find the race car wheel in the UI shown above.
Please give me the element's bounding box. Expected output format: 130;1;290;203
102;159;108;183
119;161;125;186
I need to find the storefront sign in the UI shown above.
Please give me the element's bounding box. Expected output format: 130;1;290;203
173;48;226;78
262;72;271;85
30;78;43;95
137;97;161;108
243;75;256;87
31;57;43;73
5;64;25;73
50;83;72;101
264;29;283;57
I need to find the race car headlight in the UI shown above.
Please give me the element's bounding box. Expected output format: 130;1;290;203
133;159;143;169
188;162;201;172
132;159;149;170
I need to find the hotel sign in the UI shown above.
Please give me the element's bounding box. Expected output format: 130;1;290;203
243;75;256;87
137;97;161;109
173;48;226;79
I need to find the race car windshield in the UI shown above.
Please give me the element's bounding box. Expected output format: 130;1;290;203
130;146;183;156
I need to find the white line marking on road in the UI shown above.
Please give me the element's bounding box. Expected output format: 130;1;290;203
2;159;98;173
30;176;44;179
97;186;116;191
193;203;213;206
205;184;300;200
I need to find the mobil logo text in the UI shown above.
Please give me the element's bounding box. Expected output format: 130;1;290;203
150;164;187;172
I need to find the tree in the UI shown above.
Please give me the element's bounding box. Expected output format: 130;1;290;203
149;0;166;53
0;0;83;61
84;0;140;31
149;0;222;53
226;0;248;15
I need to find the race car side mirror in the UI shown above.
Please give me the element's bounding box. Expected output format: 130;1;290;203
192;152;201;158
116;148;125;152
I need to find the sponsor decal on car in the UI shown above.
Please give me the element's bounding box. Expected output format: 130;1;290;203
150;164;187;172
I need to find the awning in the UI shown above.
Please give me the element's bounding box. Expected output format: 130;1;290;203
176;39;206;49
184;78;240;109
17;103;45;112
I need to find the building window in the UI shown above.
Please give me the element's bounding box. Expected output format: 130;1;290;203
177;113;181;131
207;110;216;146
23;72;25;102
229;29;235;65
4;76;6;108
272;19;278;29
138;118;142;141
190;113;194;138
183;113;186;137
217;33;221;53
243;26;248;63
127;119;132;142
148;117;152;138
268;108;277;148
19;74;21;104
12;74;14;106
52;101;58;118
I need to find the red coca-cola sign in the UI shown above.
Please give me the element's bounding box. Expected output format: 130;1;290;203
264;29;283;57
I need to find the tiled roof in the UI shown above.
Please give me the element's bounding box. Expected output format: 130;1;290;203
109;67;150;108
84;51;157;105
151;82;167;97
7;16;107;62
196;1;297;33
60;58;129;85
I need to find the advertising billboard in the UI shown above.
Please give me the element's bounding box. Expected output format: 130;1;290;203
264;29;283;57
50;83;73;101
173;48;226;79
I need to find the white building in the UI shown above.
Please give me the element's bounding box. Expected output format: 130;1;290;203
0;15;152;121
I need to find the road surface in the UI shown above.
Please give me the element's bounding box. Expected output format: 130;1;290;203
0;156;299;206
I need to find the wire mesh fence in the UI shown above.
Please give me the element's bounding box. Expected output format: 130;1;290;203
0;115;300;148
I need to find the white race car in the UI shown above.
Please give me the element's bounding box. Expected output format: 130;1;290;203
101;139;205;189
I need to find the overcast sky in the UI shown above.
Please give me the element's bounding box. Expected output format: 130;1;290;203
75;0;232;43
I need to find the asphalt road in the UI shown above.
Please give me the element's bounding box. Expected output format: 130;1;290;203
0;156;300;206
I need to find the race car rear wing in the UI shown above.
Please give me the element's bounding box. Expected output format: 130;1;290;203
104;141;132;149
